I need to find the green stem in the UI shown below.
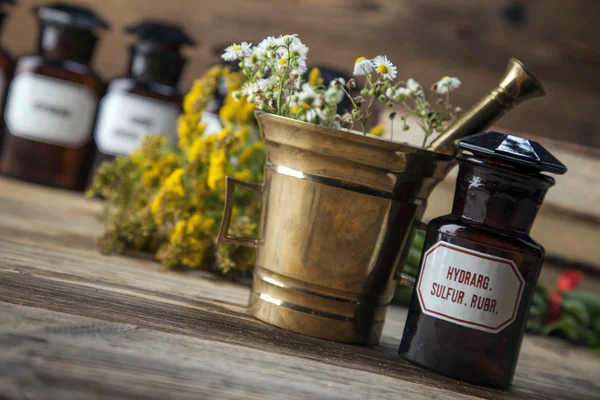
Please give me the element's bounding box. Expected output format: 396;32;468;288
275;45;291;115
286;85;294;116
276;72;287;115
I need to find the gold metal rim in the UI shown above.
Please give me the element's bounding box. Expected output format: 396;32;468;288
265;161;427;204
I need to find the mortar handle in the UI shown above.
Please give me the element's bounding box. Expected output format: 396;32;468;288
397;220;427;288
217;176;263;248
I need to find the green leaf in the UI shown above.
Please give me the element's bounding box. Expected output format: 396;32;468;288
562;298;591;327
561;291;600;319
526;320;543;334
406;247;423;269
580;328;600;347
592;317;600;334
393;285;414;307
528;305;544;319
403;264;418;277
541;315;583;343
411;231;425;250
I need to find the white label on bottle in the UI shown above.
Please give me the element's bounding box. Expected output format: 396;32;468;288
94;91;180;155
417;241;524;333
4;73;97;147
201;111;224;137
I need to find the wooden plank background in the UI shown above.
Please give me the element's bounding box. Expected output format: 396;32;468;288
2;0;600;148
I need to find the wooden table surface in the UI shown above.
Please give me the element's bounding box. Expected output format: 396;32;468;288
0;177;598;400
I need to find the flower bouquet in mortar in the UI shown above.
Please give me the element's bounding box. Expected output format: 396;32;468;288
222;35;462;140
88;33;463;278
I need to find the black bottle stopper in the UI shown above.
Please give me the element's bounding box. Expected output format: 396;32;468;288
124;20;196;86
125;20;196;49
33;2;110;63
458;131;567;175
34;2;110;31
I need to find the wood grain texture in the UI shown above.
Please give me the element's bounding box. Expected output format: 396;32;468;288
0;303;481;400
0;177;599;399
2;0;600;147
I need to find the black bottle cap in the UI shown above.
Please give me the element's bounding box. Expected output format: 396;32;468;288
458;131;567;175
34;2;110;30
125;20;196;47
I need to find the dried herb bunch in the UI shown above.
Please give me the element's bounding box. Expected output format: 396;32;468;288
87;65;265;277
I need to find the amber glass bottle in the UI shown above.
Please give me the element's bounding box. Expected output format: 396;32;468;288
0;0;17;155
91;21;196;170
399;132;566;388
0;3;108;190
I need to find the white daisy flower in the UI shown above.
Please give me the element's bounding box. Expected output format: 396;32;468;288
371;55;397;80
435;76;461;94
244;48;264;69
394;87;412;98
257;36;278;51
298;83;323;107
280;34;299;47
327;78;346;104
290;60;308;76
305;108;325;123
256;77;275;91
222;42;252;61
353;57;373;76
406;78;421;92
289;40;309;59
330;77;346;87
243;82;258;102
326;88;344;104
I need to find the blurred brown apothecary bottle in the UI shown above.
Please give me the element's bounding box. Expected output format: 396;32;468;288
0;0;17;156
0;2;108;190
91;21;196;173
399;132;567;388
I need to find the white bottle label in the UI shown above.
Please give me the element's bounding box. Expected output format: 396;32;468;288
417;241;524;333
200;111;224;137
4;73;97;147
94;91;180;155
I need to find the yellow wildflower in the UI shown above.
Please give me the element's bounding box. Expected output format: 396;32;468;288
163;168;186;197
208;163;226;191
186;213;215;234
238;102;255;125
178;114;203;151
210;148;227;166
308;67;321;87
182;237;209;267
216;127;232;141
151;192;164;223
368;123;384;136
170;219;187;244
219;101;236;125
142;153;179;188
235;127;249;143
188;136;209;163
183;81;203;114
233;169;251;181
239;146;254;164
